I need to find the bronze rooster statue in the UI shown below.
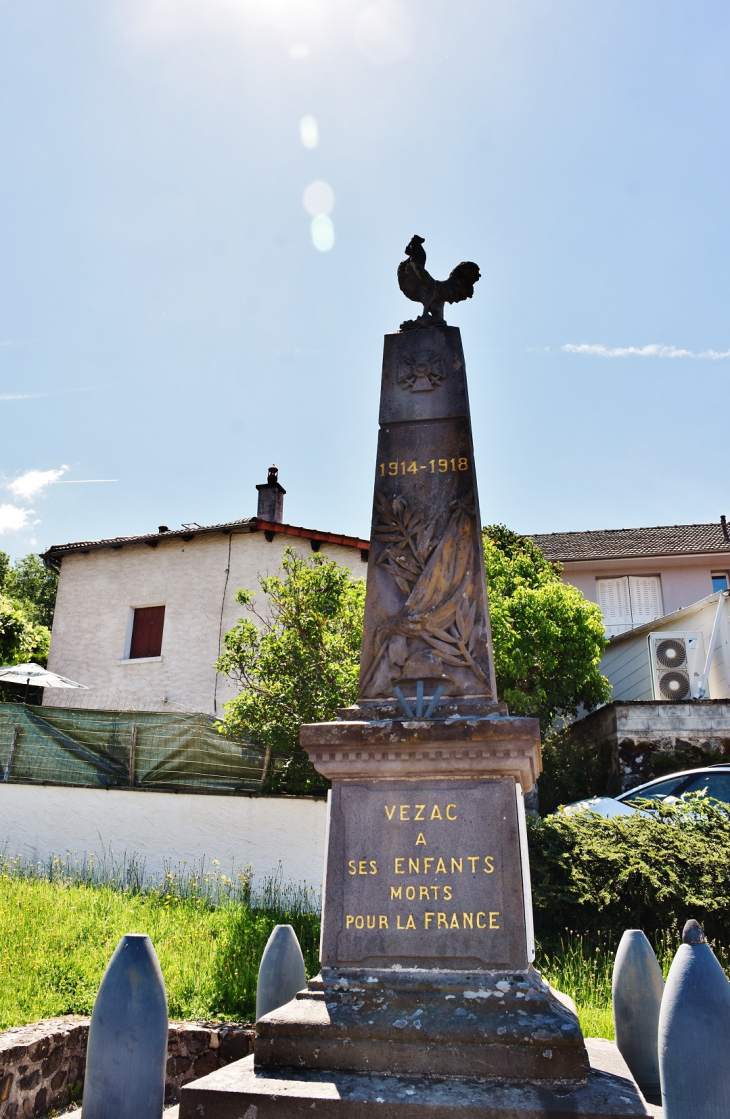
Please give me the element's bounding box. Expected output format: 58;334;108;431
397;236;481;330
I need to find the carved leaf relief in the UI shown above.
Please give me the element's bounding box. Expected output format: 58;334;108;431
362;490;490;696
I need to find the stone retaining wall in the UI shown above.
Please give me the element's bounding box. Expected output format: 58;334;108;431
0;1017;254;1118
571;699;730;791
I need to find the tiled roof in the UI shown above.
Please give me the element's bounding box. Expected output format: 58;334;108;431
43;518;369;568
531;522;730;563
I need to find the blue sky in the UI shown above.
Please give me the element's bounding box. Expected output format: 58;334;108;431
1;0;729;560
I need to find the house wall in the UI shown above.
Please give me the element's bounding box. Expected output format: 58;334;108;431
46;531;366;716
600;595;730;703
562;554;730;616
0;783;328;888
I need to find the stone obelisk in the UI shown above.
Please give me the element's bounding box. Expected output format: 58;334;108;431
179;242;650;1118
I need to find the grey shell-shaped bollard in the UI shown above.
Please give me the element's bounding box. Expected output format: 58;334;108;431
256;923;307;1021
82;934;168;1119
659;920;730;1119
612;929;664;1097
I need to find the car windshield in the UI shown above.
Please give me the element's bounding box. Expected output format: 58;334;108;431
620;775;691;804
680;771;730;805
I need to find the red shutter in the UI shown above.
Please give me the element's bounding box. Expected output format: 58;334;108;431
130;606;165;659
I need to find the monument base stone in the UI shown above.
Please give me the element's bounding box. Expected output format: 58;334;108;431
178;1039;652;1118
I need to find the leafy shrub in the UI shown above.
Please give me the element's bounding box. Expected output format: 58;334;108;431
528;796;730;941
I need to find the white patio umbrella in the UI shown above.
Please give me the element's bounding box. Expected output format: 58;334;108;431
0;662;88;701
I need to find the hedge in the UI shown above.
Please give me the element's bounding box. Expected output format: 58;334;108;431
527;796;730;942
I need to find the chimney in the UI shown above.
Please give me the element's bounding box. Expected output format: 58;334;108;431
722;515;729;543
256;465;286;523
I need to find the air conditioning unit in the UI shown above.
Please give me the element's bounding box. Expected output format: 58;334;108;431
648;631;705;701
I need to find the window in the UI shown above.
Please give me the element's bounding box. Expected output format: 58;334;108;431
596;575;663;637
129;605;165;659
681;771;730;806
711;572;729;594
619;774;690;805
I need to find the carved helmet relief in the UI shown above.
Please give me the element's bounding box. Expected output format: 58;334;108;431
397;350;446;392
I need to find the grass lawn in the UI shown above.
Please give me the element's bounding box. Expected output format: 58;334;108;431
1;856;724;1038
0;858;320;1029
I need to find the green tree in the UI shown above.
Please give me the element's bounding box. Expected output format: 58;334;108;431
483;525;611;732
2;553;58;629
0;593;51;666
217;549;366;794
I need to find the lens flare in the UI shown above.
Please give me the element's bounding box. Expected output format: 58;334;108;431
299;116;319;149
303;180;334;216
311;215;335;252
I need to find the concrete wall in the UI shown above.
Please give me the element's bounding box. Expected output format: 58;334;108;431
572;700;730;792
561;554;730;617
0;784;328;889
46;531;366;716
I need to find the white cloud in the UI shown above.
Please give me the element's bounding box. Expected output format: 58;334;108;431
7;466;69;500
0;505;35;534
561;343;730;359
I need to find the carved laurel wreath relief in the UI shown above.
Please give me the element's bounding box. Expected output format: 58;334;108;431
361;490;489;695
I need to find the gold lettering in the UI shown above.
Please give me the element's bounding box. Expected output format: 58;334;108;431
490;912;500;929
424;858;434;873
367;916;375;928
406;914;416;929
391;886;402;899
430;885;439;899
451;857;463;873
430;805;443;821
484;856;494;874
415;804;425;821
419;885;430;900
346;915;354;928
379;915;389;929
467;857;479;873
408;858;420;874
462;912;473;929
435;858;447;874
348;861;357;876
370;860;378;874
450;913;460;929
385;806;396;820
446;804;457;820
395;858;404;874
476;912;486;929
400;805;410;821
406;885;416;901
415;832;426;846
359;860;367;875
424;911;435;929
355;916;364;929
443;885;452;901
397;914;405;929
437;912;448;929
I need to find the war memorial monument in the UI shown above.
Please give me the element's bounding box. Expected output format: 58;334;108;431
180;242;651;1118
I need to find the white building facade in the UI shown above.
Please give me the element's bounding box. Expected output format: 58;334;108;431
43;471;368;716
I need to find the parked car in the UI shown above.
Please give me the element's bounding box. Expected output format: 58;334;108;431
559;765;730;818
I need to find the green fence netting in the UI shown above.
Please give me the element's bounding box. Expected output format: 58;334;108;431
0;703;265;794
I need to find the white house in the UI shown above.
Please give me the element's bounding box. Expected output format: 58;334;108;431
42;468;369;716
600;590;730;703
531;519;730;637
